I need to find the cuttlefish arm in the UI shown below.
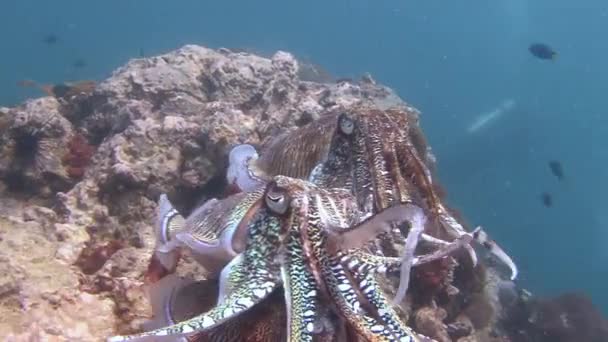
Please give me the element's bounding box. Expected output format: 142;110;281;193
437;207;517;280
338;230;475;276
141;275;222;342
108;245;279;341
325;203;432;307
226;144;267;192
472;226;518;280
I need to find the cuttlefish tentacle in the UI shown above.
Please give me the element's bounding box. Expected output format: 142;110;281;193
393;204;426;304
108;211;282;342
324;203;428;307
337;110;517;281
347;264;422;342
281;227;320;342
144;272;289;342
338;229;475;277
108;260;278;341
381;110;517;280
325;258;403;341
300;193;418;341
270;179;403;341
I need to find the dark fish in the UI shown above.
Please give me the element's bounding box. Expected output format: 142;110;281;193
529;43;558;60
72;59;86;68
17;79;96;99
42;34;59;45
541;192;553;207
50;84;73;97
548;160;564;181
335;78;354;84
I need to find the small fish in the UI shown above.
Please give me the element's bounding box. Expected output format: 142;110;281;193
529;43;558;60
540;192;553;207
72;59;87;68
548;160;564;181
335;78;354;84
18;79;96;99
42;33;59;45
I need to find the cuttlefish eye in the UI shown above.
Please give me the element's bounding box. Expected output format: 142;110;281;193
265;185;289;215
338;113;355;135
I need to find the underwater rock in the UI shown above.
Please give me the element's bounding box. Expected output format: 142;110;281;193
0;97;73;195
414;305;452;342
500;291;608;342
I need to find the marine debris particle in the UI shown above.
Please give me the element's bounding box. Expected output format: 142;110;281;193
548;160;565;181
529;43;558;60
72;58;87;68
62;133;95;179
541;192;553;207
42;33;59;45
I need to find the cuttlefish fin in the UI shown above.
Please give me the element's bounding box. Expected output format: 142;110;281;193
155;194;186;271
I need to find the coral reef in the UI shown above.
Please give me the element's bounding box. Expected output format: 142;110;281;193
501;291;608;342
0;44;605;341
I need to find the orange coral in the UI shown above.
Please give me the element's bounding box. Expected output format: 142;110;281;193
62;133;95;179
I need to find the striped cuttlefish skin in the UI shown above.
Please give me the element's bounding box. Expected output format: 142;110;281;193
152;186;266;276
108;175;475;342
227;108;518;281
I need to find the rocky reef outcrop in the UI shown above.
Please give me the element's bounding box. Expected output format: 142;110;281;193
0;45;605;341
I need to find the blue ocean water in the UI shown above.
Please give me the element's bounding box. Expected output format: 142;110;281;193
1;0;606;313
